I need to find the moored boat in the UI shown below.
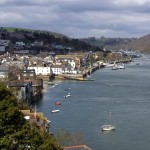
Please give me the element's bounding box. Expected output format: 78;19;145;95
117;63;125;69
55;102;62;105
101;125;116;131
47;81;54;85
64;93;71;98
51;109;60;113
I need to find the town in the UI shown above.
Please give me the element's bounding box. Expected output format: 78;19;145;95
0;29;134;148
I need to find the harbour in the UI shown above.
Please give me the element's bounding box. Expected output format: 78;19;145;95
35;54;150;150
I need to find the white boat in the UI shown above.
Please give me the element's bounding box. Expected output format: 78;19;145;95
51;109;60;113
111;63;118;70
64;93;71;98
101;125;116;131
101;112;116;131
47;82;54;85
117;63;125;69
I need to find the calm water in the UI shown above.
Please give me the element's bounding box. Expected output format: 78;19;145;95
36;54;150;150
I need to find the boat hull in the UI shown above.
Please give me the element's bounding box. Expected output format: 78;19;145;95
101;125;116;131
51;110;60;113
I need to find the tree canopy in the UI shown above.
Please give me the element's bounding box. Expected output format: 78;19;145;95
0;83;62;150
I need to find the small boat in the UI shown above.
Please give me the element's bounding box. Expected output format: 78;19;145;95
111;63;118;70
101;125;116;131
65;88;71;91
101;112;116;131
51;109;60;113
117;63;125;69
55;102;62;105
47;82;54;85
64;93;71;98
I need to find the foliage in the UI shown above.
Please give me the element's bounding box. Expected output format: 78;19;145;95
55;129;83;147
0;27;103;53
0;83;62;150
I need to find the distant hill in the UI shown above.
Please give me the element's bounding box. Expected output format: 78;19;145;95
126;34;150;53
81;36;137;49
82;34;150;53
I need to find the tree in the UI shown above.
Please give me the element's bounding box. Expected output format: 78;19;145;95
0;83;62;150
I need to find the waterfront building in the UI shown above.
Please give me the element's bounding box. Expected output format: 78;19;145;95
28;66;52;76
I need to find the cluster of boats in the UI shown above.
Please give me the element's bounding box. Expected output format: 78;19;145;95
48;81;116;131
51;87;71;113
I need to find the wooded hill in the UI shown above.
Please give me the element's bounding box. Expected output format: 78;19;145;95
82;34;150;53
0;27;103;54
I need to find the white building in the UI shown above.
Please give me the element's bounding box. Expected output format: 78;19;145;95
28;66;52;75
51;65;78;75
51;65;63;75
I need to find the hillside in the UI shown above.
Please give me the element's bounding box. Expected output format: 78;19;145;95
81;34;150;53
104;34;150;53
126;34;150;53
1;27;67;39
0;27;103;54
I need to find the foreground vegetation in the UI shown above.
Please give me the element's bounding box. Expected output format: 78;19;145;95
0;83;62;150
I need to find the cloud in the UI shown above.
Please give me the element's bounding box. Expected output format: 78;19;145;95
0;0;150;38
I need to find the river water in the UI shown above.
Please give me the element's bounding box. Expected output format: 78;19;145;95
36;54;150;150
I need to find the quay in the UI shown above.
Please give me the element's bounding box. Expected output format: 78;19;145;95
53;62;105;81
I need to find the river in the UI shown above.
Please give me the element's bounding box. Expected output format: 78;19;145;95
36;54;150;150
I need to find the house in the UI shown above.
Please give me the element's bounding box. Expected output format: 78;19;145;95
51;65;63;75
62;65;78;74
21;69;36;78
6;80;33;102
0;40;10;46
15;41;25;47
55;54;83;69
28;66;52;76
51;64;78;75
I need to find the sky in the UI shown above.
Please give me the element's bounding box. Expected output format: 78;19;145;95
0;0;150;38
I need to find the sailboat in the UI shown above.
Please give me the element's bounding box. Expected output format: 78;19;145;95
101;112;116;131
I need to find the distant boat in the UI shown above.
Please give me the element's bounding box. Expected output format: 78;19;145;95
51;110;60;113
117;63;125;69
111;63;118;70
101;125;116;131
64;93;71;98
101;112;116;131
55;102;62;105
65;88;71;91
47;82;54;85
